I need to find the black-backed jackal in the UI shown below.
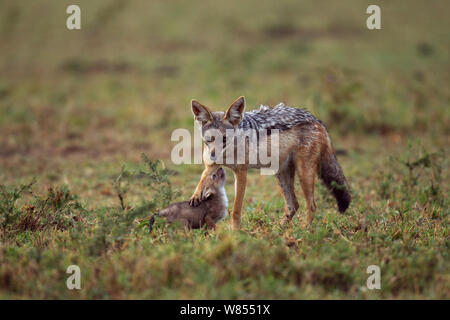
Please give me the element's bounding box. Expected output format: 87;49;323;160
189;96;350;230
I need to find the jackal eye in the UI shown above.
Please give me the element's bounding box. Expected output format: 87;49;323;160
212;174;217;180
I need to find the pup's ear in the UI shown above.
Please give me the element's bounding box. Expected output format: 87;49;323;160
191;100;213;123
224;96;245;127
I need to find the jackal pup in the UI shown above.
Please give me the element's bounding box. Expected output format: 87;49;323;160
149;167;228;232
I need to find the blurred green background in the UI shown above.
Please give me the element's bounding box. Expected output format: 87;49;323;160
0;0;448;172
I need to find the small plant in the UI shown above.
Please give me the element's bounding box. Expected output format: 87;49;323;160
83;153;179;255
0;181;34;241
117;153;178;211
0;181;85;242
377;141;447;217
398;142;445;206
18;185;84;232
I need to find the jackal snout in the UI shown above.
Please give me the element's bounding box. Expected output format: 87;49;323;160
202;127;230;162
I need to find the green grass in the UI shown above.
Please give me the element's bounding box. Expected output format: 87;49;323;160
0;0;448;299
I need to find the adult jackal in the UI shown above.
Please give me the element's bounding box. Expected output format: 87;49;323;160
189;96;350;229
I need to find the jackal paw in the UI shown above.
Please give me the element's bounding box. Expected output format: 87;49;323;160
189;193;203;207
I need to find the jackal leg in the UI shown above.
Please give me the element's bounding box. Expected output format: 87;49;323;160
296;159;317;225
232;168;247;230
189;163;219;206
276;158;299;221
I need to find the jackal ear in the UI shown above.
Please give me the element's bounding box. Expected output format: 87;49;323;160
191;100;213;123
225;96;245;127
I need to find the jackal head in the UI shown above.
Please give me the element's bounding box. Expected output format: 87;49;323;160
191;96;245;162
202;167;226;199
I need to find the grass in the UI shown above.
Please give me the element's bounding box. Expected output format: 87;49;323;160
0;0;448;299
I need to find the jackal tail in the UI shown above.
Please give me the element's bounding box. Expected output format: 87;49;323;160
319;146;351;213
